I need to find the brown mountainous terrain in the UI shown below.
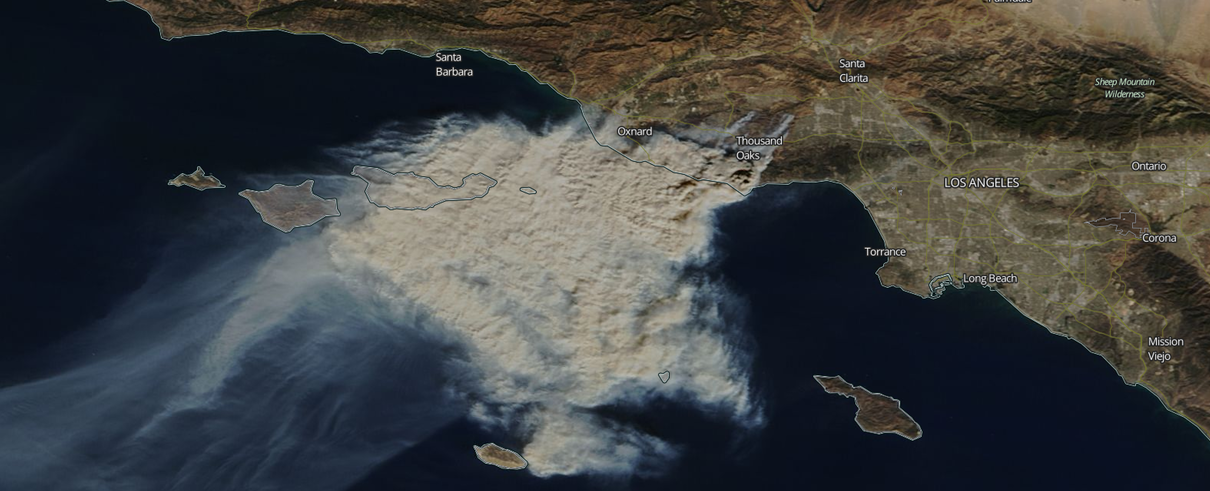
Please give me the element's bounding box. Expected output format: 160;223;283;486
124;0;1210;436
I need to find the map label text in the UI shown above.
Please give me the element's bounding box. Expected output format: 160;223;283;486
437;67;474;77
736;135;783;146
1131;160;1167;171
1148;337;1185;347
962;273;1019;285
839;58;869;84
735;150;762;161
1141;233;1178;243
865;247;907;257
943;176;1021;189
617;126;653;137
840;73;869;84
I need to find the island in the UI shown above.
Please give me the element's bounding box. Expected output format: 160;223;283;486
519;187;537;195
351;165;496;210
167;166;224;191
472;443;528;470
815;375;922;441
238;180;340;233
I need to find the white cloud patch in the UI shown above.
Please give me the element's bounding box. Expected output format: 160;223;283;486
0;114;765;489
323;114;764;476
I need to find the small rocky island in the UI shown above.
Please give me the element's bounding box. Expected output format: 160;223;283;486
351;165;496;210
472;443;528;470
814;375;922;441
167;166;224;190
238;180;339;233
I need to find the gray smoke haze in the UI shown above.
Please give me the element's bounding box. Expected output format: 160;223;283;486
324;114;763;476
0;114;765;489
0;229;468;490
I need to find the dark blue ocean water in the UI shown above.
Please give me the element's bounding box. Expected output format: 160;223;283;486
0;0;575;379
3;1;1210;490
352;183;1210;490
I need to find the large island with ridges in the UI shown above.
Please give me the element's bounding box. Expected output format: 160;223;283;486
815;375;922;441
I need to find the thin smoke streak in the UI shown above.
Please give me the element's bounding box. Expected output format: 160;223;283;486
0;114;765;489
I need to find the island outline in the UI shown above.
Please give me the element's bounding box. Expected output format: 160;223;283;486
238;180;341;233
167;166;225;191
815;374;923;441
351;165;498;211
472;443;529;470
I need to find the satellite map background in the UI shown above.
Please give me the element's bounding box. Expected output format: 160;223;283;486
3;1;1210;489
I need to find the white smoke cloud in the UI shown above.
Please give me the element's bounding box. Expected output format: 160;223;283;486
0;209;466;491
0;113;765;489
322;114;764;476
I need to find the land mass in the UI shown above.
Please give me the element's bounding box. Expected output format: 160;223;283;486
124;0;1210;436
472;443;528;470
815;375;922;441
351;165;496;210
167;166;224;191
238;180;339;233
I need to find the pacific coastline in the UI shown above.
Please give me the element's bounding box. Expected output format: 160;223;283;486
4;2;1210;490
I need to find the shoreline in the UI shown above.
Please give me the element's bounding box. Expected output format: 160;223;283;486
814;375;924;441
112;0;1210;444
351;166;498;211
